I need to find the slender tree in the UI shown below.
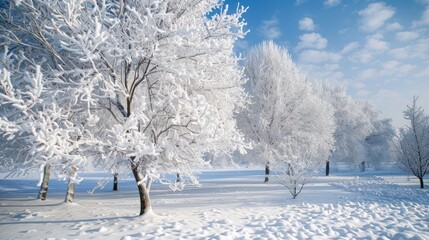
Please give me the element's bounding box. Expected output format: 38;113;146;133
396;96;429;188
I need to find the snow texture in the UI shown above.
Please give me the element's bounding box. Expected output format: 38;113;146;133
0;168;428;239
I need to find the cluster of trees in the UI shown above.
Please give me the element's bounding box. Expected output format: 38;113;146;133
240;41;427;191
1;0;426;214
240;41;397;197
242;42;335;198
324;86;396;173
0;0;249;215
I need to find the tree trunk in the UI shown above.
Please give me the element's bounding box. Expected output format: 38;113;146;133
361;161;366;172
131;162;152;215
146;177;153;193
113;173;118;191
264;163;270;182
65;166;77;203
38;163;51;200
325;161;330;176
419;177;424;188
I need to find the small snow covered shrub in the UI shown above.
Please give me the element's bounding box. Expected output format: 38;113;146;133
272;138;323;199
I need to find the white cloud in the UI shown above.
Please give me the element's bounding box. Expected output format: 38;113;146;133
330;71;344;79
358;69;377;79
298;63;344;82
417;0;429;4
353;81;366;90
298;50;342;63
416;66;429;78
338;28;349;34
396;31;420;42
374;89;401;99
295;0;307;5
412;7;429;27
324;0;341;7
378;61;416;79
389;47;408;59
382;60;399;70
297;33;328;50
399;64;415;74
389;37;429;60
259;17;282;39
359;2;395;32
410;37;429;59
355;90;371;97
366;37;389;51
324;64;340;71
352;50;373;63
299;17;316;31
341;42;359;54
386;22;403;31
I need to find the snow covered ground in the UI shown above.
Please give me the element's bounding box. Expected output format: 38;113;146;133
0;168;428;240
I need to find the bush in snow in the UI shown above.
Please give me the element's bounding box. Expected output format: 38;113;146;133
273;137;324;199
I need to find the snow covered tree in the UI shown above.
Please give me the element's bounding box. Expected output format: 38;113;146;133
91;0;249;215
396;96;429;188
365;118;396;170
323;85;373;172
2;0;249;214
0;0;105;202
0;47;94;202
273;138;322;199
243;41;335;198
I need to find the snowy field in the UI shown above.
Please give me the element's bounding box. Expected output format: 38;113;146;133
0;168;428;240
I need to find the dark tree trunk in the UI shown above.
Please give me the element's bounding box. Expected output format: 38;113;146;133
419;177;424;189
176;173;181;182
113;173;118;191
65;166;77;203
131;162;151;215
325;161;330;176
38;163;51;200
264;163;270;182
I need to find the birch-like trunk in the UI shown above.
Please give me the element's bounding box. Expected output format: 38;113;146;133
146;177;153;193
38;163;51;200
419;177;424;189
131;162;152;215
65;166;77;203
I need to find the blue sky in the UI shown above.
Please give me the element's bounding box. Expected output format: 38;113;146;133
228;0;429;127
